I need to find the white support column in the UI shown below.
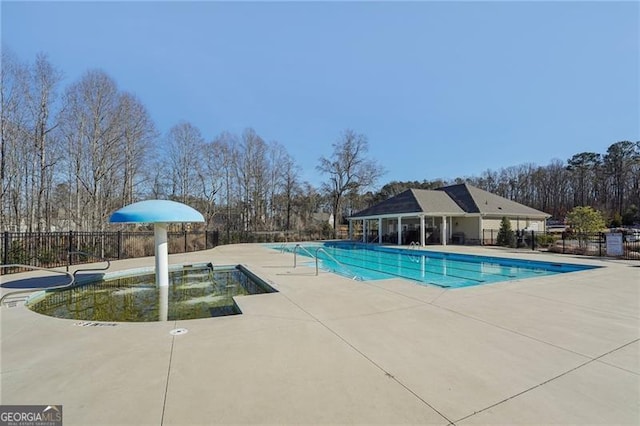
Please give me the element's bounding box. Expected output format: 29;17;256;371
155;223;170;320
478;215;483;243
420;215;426;247
159;285;168;321
397;217;402;245
378;218;383;244
449;216;453;241
441;216;447;246
154;223;169;287
362;219;367;243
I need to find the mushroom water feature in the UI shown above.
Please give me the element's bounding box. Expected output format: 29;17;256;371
109;200;205;320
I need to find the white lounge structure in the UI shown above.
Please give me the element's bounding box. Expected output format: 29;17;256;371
348;183;550;246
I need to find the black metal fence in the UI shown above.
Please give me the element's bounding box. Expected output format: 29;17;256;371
482;229;640;261
0;228;335;275
0;230;219;274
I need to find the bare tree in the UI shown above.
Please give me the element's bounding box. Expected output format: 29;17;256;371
265;141;289;230
25;53;63;231
234;128;268;231
280;153;300;231
295;181;322;231
165;121;204;204
1;51;63;232
214;132;239;239
59;70;123;230
0;49;29;230
118;92;157;206
197;136;228;226
317;129;385;237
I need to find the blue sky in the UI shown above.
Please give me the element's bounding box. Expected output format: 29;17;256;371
2;1;638;188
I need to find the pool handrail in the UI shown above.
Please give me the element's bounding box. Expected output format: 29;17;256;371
0;264;75;307
66;251;111;278
291;244;362;281
407;242;422;262
293;244;317;268
315;247;362;281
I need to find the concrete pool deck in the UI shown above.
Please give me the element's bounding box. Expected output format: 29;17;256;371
1;243;638;425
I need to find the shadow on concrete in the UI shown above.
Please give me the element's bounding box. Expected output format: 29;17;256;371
1;273;104;289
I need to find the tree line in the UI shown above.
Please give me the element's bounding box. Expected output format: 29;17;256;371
369;140;640;227
2;50;638;237
1;50;330;234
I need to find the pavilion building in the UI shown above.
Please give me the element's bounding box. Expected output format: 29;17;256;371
347;183;550;246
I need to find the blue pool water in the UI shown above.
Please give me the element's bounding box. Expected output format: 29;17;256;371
274;242;598;288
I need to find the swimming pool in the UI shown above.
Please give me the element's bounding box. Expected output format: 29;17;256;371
275;242;598;288
28;264;276;322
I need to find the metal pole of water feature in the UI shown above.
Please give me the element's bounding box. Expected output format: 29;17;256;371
159;285;169;322
155;223;169;321
154;223;169;288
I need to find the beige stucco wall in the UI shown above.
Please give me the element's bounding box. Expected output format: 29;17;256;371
451;217;481;241
482;217;546;232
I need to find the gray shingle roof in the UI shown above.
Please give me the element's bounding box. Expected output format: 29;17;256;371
412;189;465;214
350;189;422;217
351;183;549;218
439;183;549;217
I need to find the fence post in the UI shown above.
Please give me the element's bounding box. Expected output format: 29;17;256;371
0;231;9;275
599;232;603;257
562;232;566;254
67;230;74;269
2;231;9;273
531;230;535;251
184;230;188;253
117;231;122;260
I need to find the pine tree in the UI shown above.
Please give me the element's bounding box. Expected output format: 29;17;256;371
496;217;516;247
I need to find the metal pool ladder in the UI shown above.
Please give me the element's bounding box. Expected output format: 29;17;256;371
407;242;421;262
290;244;362;280
66;251;111;279
279;242;291;253
315;247;362;281
1;251;111;307
292;244;317;267
0;265;75;307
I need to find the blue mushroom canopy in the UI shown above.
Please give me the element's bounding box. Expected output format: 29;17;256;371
109;200;205;224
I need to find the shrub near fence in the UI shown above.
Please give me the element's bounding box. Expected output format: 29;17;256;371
482;229;640;260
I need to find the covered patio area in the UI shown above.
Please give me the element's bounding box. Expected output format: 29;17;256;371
350;214;472;246
347;183;549;246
